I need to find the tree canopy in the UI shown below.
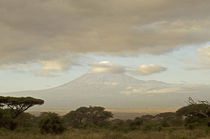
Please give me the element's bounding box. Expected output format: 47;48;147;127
64;106;113;128
0;96;44;118
176;97;210;118
39;112;66;134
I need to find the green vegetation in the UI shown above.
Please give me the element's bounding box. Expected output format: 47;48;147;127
39;112;66;134
63;106;113;128
0;128;210;139
1;96;210;138
0;96;44;118
0;96;44;130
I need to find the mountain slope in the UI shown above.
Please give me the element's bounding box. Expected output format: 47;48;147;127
3;73;210;111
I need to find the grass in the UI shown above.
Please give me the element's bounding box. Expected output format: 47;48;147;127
0;128;210;139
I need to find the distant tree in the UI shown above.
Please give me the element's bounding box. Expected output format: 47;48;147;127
156;112;176;119
155;112;183;126
39;112;65;134
141;115;154;121
176;97;210;127
140;115;155;125
176;97;210;118
64;106;113;128
0;96;44;130
0;109;17;130
129;117;143;130
0;96;44;118
110;119;125;128
16;112;37;128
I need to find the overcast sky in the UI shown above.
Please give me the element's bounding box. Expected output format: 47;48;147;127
0;0;210;92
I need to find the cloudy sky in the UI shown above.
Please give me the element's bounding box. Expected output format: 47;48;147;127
0;0;210;93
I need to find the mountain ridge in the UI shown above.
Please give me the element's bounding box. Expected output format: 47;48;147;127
2;73;210;111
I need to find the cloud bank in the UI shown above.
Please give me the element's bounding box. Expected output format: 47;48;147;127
0;0;210;73
197;45;210;68
184;45;210;70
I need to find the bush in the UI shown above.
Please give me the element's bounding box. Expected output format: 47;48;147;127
129;117;143;130
186;124;194;130
16;112;37;128
0;109;17;130
64;106;113;128
161;120;170;127
39;112;65;134
142;124;153;131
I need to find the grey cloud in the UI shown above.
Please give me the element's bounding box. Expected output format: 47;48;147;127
0;52;80;77
184;45;210;70
0;0;210;71
196;45;210;68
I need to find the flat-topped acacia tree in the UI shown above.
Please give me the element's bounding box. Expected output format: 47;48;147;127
0;96;44;118
176;97;210;118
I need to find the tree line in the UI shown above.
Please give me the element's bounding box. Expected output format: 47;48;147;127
0;96;210;134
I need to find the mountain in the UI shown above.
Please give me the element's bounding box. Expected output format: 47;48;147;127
2;73;210;111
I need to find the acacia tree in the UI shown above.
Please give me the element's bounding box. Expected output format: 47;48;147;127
0;96;44;118
64;106;113;128
176;97;210;118
176;97;210;128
